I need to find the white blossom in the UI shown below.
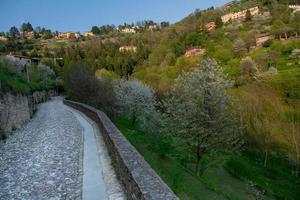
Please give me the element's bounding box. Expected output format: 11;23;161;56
115;79;158;132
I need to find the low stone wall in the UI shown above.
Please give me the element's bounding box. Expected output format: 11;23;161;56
0;90;57;137
63;100;178;200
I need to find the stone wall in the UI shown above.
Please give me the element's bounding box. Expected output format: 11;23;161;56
0;90;57;137
63;100;178;200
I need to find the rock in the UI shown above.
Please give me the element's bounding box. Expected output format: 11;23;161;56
291;49;300;57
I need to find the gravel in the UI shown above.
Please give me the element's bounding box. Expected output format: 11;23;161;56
0;97;83;200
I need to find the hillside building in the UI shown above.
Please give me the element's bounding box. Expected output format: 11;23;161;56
221;6;260;23
256;33;273;48
148;25;158;31
205;22;216;31
20;31;34;39
120;28;136;34
289;5;300;12
57;32;81;39
0;36;7;41
185;48;206;57
119;46;137;53
84;32;94;37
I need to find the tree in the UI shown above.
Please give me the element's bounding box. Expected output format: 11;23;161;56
35;26;42;33
9;26;19;38
21;22;33;32
291;12;300;37
160;21;170;28
245;9;252;22
115;79;157;128
185;32;206;48
233;38;247;57
271;19;289;39
64;63;116;115
91;26;100;35
243;31;257;51
215;16;223;28
240;56;258;78
36;63;56;83
289;104;300;177
162;59;243;175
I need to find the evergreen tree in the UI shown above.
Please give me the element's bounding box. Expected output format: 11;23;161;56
215;16;223;28
91;26;100;35
245;10;252;22
21;22;33;32
9;26;19;38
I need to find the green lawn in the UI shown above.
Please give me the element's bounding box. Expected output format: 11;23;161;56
115;116;299;200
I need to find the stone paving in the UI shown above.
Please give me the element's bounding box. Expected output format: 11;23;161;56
0;97;124;200
0;97;83;199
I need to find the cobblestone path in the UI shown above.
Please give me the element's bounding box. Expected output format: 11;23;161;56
0;97;124;200
0;97;83;199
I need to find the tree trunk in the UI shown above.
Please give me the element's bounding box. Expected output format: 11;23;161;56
131;114;137;127
195;155;201;176
264;149;268;167
285;33;288;40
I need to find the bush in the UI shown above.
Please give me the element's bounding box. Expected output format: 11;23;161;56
240;57;258;78
262;39;273;48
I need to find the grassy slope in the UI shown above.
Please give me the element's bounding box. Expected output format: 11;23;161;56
114;117;300;200
0;69;55;94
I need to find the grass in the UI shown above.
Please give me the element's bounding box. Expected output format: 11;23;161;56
0;72;31;94
269;68;300;100
114;116;299;200
225;150;300;200
0;70;55;94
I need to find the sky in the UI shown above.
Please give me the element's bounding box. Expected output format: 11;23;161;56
0;0;229;33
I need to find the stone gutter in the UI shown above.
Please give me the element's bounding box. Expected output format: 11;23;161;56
63;99;178;200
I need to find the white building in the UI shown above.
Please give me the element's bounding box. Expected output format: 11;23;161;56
221;6;260;23
84;32;94;37
119;46;137;53
120;28;136;34
0;36;7;41
57;32;81;39
289;5;300;12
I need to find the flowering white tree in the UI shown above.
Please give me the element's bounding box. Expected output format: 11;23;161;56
36;63;55;82
163;59;243;175
115;79;158;131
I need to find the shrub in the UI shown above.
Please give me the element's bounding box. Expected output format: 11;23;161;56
240;57;258;77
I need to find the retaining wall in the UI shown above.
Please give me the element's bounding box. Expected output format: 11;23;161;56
0;90;57;137
63;100;178;200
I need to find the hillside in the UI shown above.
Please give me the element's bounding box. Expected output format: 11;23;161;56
0;0;300;199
